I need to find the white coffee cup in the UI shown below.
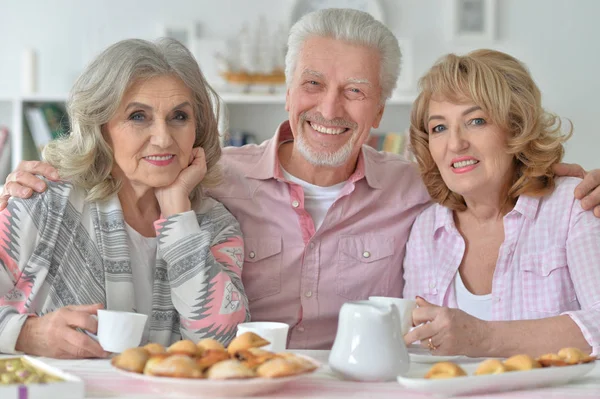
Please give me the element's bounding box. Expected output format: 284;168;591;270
236;322;289;352
368;297;416;335
94;310;148;353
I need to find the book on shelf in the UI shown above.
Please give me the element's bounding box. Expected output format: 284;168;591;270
367;131;410;158
0;126;11;181
23;103;70;158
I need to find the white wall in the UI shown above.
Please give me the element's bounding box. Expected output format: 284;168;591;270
1;0;598;168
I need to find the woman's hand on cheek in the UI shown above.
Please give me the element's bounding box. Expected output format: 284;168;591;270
155;147;207;217
403;297;491;357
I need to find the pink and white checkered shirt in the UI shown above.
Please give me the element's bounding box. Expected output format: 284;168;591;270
403;177;600;354
207;121;431;349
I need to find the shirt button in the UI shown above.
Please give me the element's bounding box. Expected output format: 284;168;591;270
496;297;501;302
305;290;313;298
297;326;305;332
310;242;315;249
362;251;371;258
248;251;256;259
292;200;300;208
429;283;436;289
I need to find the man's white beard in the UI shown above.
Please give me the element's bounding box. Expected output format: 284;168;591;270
295;123;357;167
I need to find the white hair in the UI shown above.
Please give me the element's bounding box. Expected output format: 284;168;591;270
285;8;401;103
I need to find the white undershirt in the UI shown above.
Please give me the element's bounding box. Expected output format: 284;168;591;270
281;168;345;230
125;223;157;341
454;271;492;321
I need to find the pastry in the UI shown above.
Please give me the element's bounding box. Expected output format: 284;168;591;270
197;338;226;354
474;359;507;375
557;347;595;364
537;353;568;367
503;354;541;371
256;358;303;378
142;342;166;356
167;340;199;357
111;347;150;373
235;349;277;369
146;354;203;378
196;349;231;370
206;359;256;379
424;362;467;379
143;354;171;375
226;332;270;355
278;352;318;373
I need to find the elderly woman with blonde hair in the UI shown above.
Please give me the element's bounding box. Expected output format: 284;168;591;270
0;38;248;358
403;49;600;358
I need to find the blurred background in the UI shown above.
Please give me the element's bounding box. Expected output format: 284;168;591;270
0;0;598;182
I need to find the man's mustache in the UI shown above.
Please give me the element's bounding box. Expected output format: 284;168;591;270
300;112;357;129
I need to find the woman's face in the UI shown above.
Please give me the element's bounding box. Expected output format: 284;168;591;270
104;75;196;191
427;99;515;201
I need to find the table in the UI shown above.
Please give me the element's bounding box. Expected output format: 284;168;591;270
4;351;600;398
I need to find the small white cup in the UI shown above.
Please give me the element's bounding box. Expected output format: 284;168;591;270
236;322;289;352
368;297;416;335
95;310;148;353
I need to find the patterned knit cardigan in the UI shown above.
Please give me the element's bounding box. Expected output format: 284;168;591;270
0;180;249;353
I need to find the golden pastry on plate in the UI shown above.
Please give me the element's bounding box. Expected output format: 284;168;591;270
146;354;203;379
256;358;303;378
537;353;568;367
504;354;541;371
143;353;171;375
557;347;595;365
142;342;166;356
474;359;507;375
197;338;226;354
111;347;150;373
167;340;200;357
424;362;467;379
235;349;277;370
227;332;270;355
278;352;318;373
196;349;231;370
206;359;256;379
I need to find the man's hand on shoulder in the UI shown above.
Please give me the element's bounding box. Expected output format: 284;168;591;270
553;162;600;217
0;160;59;211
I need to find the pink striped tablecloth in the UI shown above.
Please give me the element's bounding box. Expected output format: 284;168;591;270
6;350;600;398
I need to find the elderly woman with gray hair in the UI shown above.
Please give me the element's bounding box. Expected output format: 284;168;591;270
0;38;249;358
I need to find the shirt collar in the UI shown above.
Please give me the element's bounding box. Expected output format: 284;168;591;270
510;194;540;220
245;120;380;189
432;192;540;235
433;204;455;234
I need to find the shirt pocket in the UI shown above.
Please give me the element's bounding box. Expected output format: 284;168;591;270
520;249;577;314
242;236;282;302
336;235;394;300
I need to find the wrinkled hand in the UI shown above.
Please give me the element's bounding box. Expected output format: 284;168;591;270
155;147;207;217
0;160;59;211
553;163;600;217
15;303;109;359
403;297;490;357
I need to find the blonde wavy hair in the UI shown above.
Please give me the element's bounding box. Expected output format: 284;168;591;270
409;49;572;211
43;38;222;202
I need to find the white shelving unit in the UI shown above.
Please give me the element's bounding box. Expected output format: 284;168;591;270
0;92;416;173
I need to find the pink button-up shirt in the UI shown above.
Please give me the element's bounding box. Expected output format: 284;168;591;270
403;177;600;354
207;121;431;349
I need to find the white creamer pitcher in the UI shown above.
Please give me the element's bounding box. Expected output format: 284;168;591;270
329;300;410;381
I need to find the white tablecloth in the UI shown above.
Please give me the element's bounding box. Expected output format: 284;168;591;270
3;350;600;398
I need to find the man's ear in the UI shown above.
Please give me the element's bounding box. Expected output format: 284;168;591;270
372;105;385;129
285;87;291;112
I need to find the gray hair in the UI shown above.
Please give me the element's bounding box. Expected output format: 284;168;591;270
43;38;222;202
285;8;401;103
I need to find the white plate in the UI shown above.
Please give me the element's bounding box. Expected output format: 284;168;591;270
397;361;596;397
407;345;470;364
112;354;320;398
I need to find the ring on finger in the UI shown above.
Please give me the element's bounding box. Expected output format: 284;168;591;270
427;337;438;351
